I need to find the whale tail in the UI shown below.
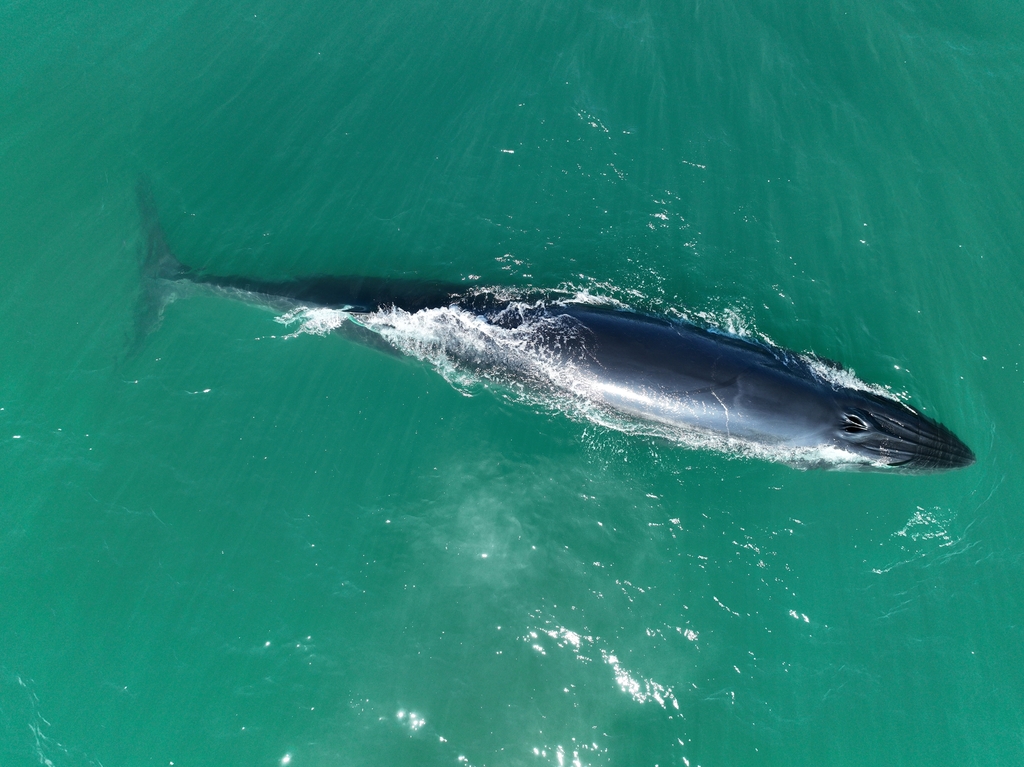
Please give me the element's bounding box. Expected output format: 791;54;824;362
128;178;189;353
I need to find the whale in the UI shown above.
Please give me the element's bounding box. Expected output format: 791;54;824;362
136;184;974;472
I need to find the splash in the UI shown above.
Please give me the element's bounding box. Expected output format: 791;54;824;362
360;302;588;396
274;306;352;337
688;306;757;339
803;355;908;402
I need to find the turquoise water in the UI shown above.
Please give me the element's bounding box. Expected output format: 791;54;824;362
2;0;1022;764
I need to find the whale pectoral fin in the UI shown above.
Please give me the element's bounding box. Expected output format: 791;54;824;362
332;317;404;357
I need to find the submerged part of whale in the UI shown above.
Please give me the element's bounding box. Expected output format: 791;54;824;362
135;184;974;472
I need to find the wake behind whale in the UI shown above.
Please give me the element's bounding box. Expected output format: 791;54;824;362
135;184;974;473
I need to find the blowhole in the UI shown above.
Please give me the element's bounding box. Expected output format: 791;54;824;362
842;414;869;433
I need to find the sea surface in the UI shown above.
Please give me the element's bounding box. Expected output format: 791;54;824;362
2;1;1022;765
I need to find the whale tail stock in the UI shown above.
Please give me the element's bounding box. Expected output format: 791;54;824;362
128;179;478;353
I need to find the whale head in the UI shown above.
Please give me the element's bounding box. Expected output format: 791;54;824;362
831;390;975;472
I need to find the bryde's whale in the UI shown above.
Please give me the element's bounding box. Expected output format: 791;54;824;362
136;184;974;472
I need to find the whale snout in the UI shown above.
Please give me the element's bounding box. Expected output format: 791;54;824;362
881;418;976;472
838;394;974;473
888;433;975;471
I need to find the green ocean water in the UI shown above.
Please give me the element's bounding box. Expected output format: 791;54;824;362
2;0;1022;764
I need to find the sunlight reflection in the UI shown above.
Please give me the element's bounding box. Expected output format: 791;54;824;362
397;710;426;731
523;619;682;710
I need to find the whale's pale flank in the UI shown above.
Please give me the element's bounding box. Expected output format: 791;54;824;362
136;183;974;473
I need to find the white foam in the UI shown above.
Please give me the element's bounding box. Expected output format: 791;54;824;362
558;288;631;309
803;355;908;402
274;307;352;338
360;303;572;395
688;306;756;339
